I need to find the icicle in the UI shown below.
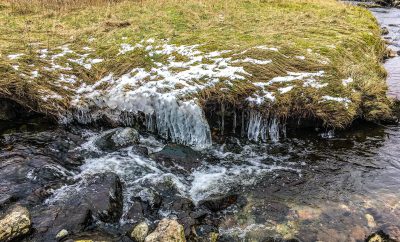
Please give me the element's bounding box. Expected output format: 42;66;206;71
247;110;263;142
268;117;280;142
260;119;268;142
241;110;245;137
232;110;237;134
145;113;155;132
282;122;287;139
221;103;225;136
245;110;284;143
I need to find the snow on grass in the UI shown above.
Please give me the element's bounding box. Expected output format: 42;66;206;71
268;71;325;85
321;95;351;108
71;39;261;148
342;77;353;87
234;58;272;65
279;85;294;94
7;53;24;60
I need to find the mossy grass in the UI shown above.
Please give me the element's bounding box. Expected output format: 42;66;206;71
0;0;394;127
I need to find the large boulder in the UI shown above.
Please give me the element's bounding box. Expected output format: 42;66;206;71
145;219;186;242
95;127;140;151
0;205;31;242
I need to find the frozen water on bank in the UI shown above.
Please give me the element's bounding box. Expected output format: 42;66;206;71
70;40;254;149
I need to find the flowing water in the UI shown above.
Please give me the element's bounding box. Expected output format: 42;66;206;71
371;7;400;99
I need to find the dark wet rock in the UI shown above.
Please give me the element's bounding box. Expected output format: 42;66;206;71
167;197;196;237
126;180;199;238
126;198;149;223
222;137;243;154
0;205;31;242
0;195;15;209
83;172;124;223
375;0;400;7
382;27;390;35
0;98;37;122
1;129;84;169
95;127;140;151
30;203;93;241
0;129;84;210
393;100;400;120
218;233;298;242
126;188;162;223
198;194;239;212
132;145;149;157
151;144;202;172
28;172;123;241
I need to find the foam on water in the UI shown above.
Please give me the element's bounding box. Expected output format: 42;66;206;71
47;129;301;212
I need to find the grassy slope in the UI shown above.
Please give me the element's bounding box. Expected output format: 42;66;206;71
0;0;393;127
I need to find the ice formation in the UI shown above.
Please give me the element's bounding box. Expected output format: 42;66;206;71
246;110;281;142
10;37;336;147
71;40;253;149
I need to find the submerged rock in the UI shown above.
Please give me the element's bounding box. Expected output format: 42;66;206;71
95;127;140;151
0;205;31;242
198;194;239;212
145;219;186;242
151;144;202;172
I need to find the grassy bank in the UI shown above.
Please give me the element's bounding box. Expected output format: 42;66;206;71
0;0;394;129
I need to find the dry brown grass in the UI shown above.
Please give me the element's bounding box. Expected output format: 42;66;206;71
5;0;128;14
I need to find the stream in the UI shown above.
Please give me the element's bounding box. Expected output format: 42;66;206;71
0;4;400;242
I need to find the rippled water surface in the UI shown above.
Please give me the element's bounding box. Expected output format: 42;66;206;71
371;7;400;99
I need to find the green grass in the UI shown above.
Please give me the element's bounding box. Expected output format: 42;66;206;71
0;0;394;127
